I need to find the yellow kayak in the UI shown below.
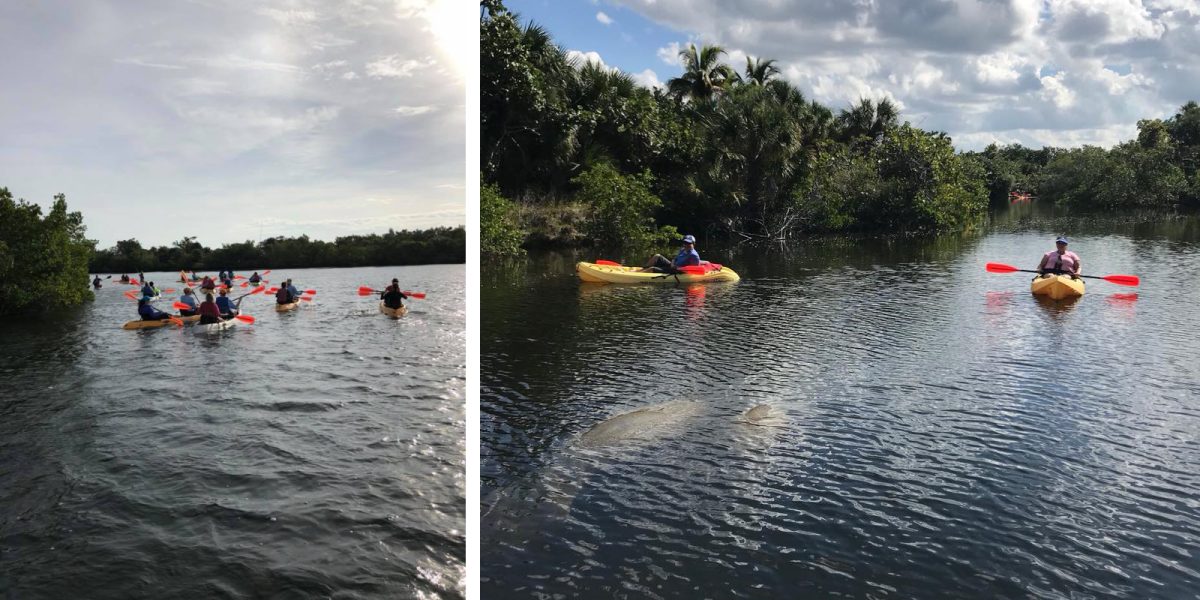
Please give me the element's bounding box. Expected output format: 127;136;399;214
1031;274;1085;300
380;302;408;318
121;315;201;330
576;262;740;284
275;301;300;312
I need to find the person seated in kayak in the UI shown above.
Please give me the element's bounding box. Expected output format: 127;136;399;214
120;273;129;283
178;287;200;316
221;274;233;288
284;279;301;301
639;234;701;273
227;268;235;280
92;276;101;289
381;279;409;309
275;284;296;305
140;281;155;297
218;270;227;281
215;288;239;319
200;275;216;292
1037;236;1081;279
137;296;173;321
191;270;198;280
197;293;222;325
248;271;262;284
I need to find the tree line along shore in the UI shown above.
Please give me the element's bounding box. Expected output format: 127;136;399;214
480;0;1200;256
0;187;464;316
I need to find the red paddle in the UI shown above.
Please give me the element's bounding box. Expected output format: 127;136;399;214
357;286;426;299
985;262;1140;286
234;314;255;323
595;259;622;266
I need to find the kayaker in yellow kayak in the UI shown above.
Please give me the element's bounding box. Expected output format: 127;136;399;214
137;296;173;321
381;279;409;310
639;234;701;273
275;279;301;305
1037;236;1081;279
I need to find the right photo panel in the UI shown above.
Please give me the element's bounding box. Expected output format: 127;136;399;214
480;0;1200;598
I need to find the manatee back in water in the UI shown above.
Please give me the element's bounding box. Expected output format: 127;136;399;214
738;403;785;427
578;400;703;447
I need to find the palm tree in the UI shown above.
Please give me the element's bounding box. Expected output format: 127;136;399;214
666;43;737;103
743;57;781;86
836;97;899;150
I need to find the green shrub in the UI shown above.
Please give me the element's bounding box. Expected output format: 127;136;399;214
0;189;96;316
481;182;525;256
573;164;675;247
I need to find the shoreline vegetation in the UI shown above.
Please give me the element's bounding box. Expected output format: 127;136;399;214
0;186;464;316
480;0;1200;256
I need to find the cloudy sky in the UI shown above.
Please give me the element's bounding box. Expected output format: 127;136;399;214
0;0;468;248
507;0;1200;152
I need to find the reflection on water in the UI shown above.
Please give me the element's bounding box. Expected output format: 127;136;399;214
483;212;1200;598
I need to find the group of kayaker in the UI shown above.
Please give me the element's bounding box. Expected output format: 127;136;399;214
1036;236;1081;279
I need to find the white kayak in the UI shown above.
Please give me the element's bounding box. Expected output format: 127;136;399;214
193;317;238;334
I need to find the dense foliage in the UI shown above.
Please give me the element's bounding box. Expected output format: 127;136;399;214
89;227;465;273
481;182;525;256
481;0;987;247
0;189;96;316
481;1;1200;250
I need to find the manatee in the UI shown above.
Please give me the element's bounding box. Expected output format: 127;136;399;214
578;400;703;447
736;403;786;427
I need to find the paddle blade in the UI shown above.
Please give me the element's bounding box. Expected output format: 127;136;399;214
234;314;255;323
172;301;191;311
985;262;1020;273
300;296;313;302
595;259;621;266
249;286;265;295
1103;274;1140;286
240;282;248;287
261;270;271;276
678;265;706;274
402;291;426;299
266;287;279;293
358;287;377;296
169;317;184;327
234;275;246;280
303;289;316;295
163;288;175;294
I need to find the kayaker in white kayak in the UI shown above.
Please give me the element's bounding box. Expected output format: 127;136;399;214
178;287;199;316
1037;236;1081;279
215;288;239;319
197;293;222;325
381;278;409;309
639;234;701;273
248;271;262;284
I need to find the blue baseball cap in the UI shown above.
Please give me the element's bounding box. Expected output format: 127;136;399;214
1055;236;1069;244
681;234;696;244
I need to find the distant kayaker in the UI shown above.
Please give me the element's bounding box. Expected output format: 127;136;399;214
248;272;262;284
92;276;101;289
120;274;130;283
191;270;198;280
218;270;228;281
179;287;199;316
138;271;145;284
227;268;235;279
1037;236;1081;279
381;279;409;309
179;270;188;283
639;234;701;273
215;288;239;319
197;293;222;325
200;275;216;292
140;281;155;297
137;296;172;321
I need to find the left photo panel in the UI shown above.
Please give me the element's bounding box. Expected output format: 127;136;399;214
0;1;466;598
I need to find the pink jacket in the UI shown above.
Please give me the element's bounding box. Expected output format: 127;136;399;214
1040;250;1080;273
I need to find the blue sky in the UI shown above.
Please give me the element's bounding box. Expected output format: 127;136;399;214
505;0;1200;153
0;0;469;248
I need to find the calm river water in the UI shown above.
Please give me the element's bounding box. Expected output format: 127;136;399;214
481;208;1200;599
1;265;465;598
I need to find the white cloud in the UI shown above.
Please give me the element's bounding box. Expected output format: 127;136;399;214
631;68;662;89
394;105;436;116
1039;73;1076;108
596;11;614;25
656;42;684;67
567;49;614;71
366;55;431;79
114;57;186;70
